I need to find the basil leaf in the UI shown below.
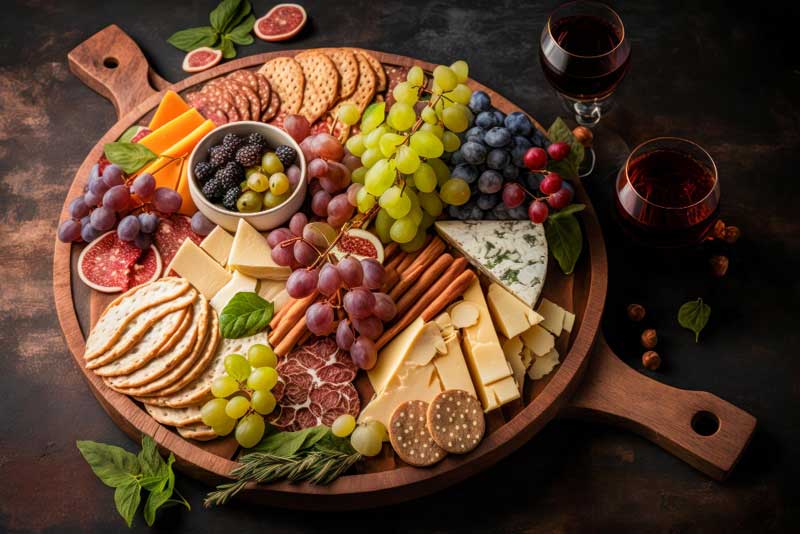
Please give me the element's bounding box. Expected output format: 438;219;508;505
210;0;242;33
544;212;583;275
226;14;255;45
314;431;357;455
219;292;274;339
224;0;252;34
143;455;181;527
218;37;237;59
253;426;329;456
103;142;157;174
137;436;170;492
547;117;585;178
550;202;585;219
678;298;711;342
167;26;218;52
114;480;142;528
77;440;141;488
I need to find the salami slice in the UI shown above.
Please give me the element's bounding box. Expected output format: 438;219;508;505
154;215;203;276
272;336;360;431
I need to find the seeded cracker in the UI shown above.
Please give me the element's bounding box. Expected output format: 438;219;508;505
426;389;485;454
258;57;305;115
323;48;358;99
389;400;447;467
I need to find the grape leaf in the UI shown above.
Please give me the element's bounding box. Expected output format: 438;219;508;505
544;210;583;275
678;298;711;342
547;117;585;178
219;292;274;339
103;142;157;174
167;26;219;52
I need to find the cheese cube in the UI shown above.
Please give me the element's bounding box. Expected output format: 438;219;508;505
368;317;426;395
537;298;566;337
484;375;520;407
487;283;544;338
563;311;576;333
167;240;232;298
520;324;555;357
404;322;446;366
433;334;477;397
501;336;527;393
460;280;513;385
228;219;291;280
358;364;443;428
148;90;189;130
528;348;560;380
200;226;234;266
210;271;258;313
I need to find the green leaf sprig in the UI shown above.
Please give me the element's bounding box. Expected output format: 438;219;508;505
219;291;274;339
204;426;360;507
103;142;157;174
678;298;711;342
544;203;585;275
546;117;585;178
77;436;190;527
167;0;255;59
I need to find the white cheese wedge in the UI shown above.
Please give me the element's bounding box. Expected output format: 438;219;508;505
368;317;426;395
358;364;443;428
210;271;259;313
432;334;477;397
563;310;576;333
537;298;566;336
520;324;555;357
167;240;231;298
228;219;291;280
435;220;547;308
501;336;527;393
528;348;560;380
404;322;447;366
487;283;544;339
271;288;289;313
200;226;234;266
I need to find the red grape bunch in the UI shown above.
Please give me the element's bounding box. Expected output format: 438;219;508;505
57;162;183;249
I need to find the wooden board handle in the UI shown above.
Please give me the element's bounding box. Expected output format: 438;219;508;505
564;333;756;480
68;24;161;120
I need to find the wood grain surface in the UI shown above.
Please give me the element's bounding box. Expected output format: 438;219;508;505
2;0;799;532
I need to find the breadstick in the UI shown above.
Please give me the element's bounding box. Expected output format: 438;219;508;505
383;242;400;263
376;259;468;350
382;267;400;293
395;254;455;316
404;237;444;274
385;251;407;273
396;251;420;274
389;240;446;301
269;292;316;342
421;270;476;321
274;316;308;356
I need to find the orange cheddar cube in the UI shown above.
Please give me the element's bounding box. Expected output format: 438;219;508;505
139;108;204;156
148;90;190;131
176;157;197;215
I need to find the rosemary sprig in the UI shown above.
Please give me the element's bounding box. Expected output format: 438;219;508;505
204;449;362;507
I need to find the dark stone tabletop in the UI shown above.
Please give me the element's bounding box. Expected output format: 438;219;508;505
1;0;798;532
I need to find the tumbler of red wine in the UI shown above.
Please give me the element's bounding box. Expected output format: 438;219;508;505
539;1;631;127
615;138;721;247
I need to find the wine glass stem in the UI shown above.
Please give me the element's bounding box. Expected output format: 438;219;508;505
574;101;602;127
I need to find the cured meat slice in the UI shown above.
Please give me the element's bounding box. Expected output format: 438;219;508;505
271;336;360;431
154;215;202;275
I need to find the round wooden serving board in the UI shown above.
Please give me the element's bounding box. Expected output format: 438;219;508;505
53;25;756;510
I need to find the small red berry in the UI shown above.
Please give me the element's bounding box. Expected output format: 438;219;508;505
539;172;563;195
502;183;525;208
547;142;571;161
523;147;547;171
548;187;572;208
528;200;549;224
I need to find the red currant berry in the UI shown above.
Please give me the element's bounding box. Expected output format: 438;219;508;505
502;183;525;208
548;186;572;209
523;147;547;171
547;142;571;161
539;172;563;195
528;200;549;224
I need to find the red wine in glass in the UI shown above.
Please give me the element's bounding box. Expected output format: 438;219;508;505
615;138;721;247
539;1;631;126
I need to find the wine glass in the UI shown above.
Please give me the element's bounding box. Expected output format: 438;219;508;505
615;137;721;247
539;1;631;128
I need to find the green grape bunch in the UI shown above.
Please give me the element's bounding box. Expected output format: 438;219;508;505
346;61;474;252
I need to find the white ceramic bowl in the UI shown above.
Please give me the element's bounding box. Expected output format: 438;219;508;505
188;121;307;232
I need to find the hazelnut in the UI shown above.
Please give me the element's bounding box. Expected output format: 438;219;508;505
711;219;727;240
640;328;658;349
709;255;729;277
626;303;646;322
642;350;661;370
572;126;593;148
724;226;741;244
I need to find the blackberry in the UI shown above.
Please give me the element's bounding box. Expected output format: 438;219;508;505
215;161;244;191
209;144;236;167
201;177;225;201
222;133;244;150
193;161;216;184
235;144;262;167
222;187;241;211
246;132;267;151
275;144;297;167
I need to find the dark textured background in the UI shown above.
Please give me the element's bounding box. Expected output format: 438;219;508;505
2;0;799;532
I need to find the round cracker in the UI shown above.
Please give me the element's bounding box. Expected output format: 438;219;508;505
258;57;305;115
389;400;447;467
177;423;217;441
330;51;376;118
323;48;358;99
426;389;485;454
353;49;386;92
145;404;203;428
295;52;340;112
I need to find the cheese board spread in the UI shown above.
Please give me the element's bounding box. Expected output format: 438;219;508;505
54;23;757;514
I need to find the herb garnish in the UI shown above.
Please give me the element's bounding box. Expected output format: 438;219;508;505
219;291;274;339
544;203;585;275
103;142;157;173
167;0;255;59
678;298;711;342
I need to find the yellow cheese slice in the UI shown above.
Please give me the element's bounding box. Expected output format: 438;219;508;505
563;310;576;333
167;239;232;298
210;271;258;313
432;334;477;397
139;108;204;156
485;375;520;407
200;226;234;266
368;317;426;395
537;298;566;336
358;364;443;428
501;336;526;393
404;322;446;367
433;311;455;339
228;219;291;280
520;324;555;357
460;280;513;386
271;289;289;313
528;348;560;380
175;156;197;216
487;283;544;339
256;281;289;313
148;90;190;130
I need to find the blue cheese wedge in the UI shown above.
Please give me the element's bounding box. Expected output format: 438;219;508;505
435;220;547;308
